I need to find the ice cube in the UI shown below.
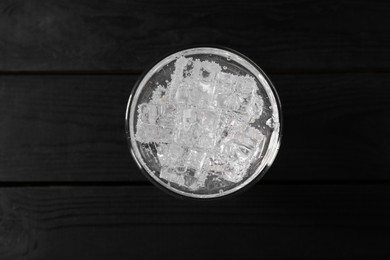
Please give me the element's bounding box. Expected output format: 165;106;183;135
198;132;216;149
184;174;197;188
173;60;220;108
217;88;253;121
197;109;220;149
186;149;207;171
175;127;193;146
138;103;158;124
213;92;229;108
135;122;159;143
193;60;220;82
213;74;259;122
199;81;214;94
184;149;209;189
234;77;256;94
177;83;214;107
223;94;241;111
208;160;226;175
213;72;235;108
187;85;204;106
234;136;256;160
158;127;174;143
246;126;264;141
215;72;236;89
175;110;198;146
160;146;209;189
136;122;174;143
248;95;264;122
221;169;244;183
174;83;189;104
136;103;176;143
228;127;265;162
234;99;253;122
156;104;176;129
138;103;176;126
182;81;214;107
175;108;219;148
198;109;219;132
181;108;195;128
198;82;215;106
164;143;186;165
160;166;185;186
233;77;264;122
218;92;253;123
170;57;189;87
246;127;266;158
208;159;244;183
156;144;169;166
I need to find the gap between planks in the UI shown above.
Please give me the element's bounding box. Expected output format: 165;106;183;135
1;68;390;75
1;180;390;188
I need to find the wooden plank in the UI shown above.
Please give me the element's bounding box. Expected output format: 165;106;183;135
1;0;390;71
0;75;135;182
1;184;390;259
0;73;389;182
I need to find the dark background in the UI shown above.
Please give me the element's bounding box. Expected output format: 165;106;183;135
0;0;390;259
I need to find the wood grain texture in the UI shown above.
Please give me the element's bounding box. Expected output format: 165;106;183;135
0;73;389;182
1;0;390;71
1;1;389;259
0;184;390;259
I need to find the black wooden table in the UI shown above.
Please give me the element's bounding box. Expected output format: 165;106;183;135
1;1;390;259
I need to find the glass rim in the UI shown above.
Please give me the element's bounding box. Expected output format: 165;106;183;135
125;46;283;199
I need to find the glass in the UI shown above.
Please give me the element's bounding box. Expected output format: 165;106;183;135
125;47;282;199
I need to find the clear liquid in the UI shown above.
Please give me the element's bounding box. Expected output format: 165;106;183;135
135;56;266;191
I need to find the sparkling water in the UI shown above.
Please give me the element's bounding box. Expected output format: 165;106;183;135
135;57;266;190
